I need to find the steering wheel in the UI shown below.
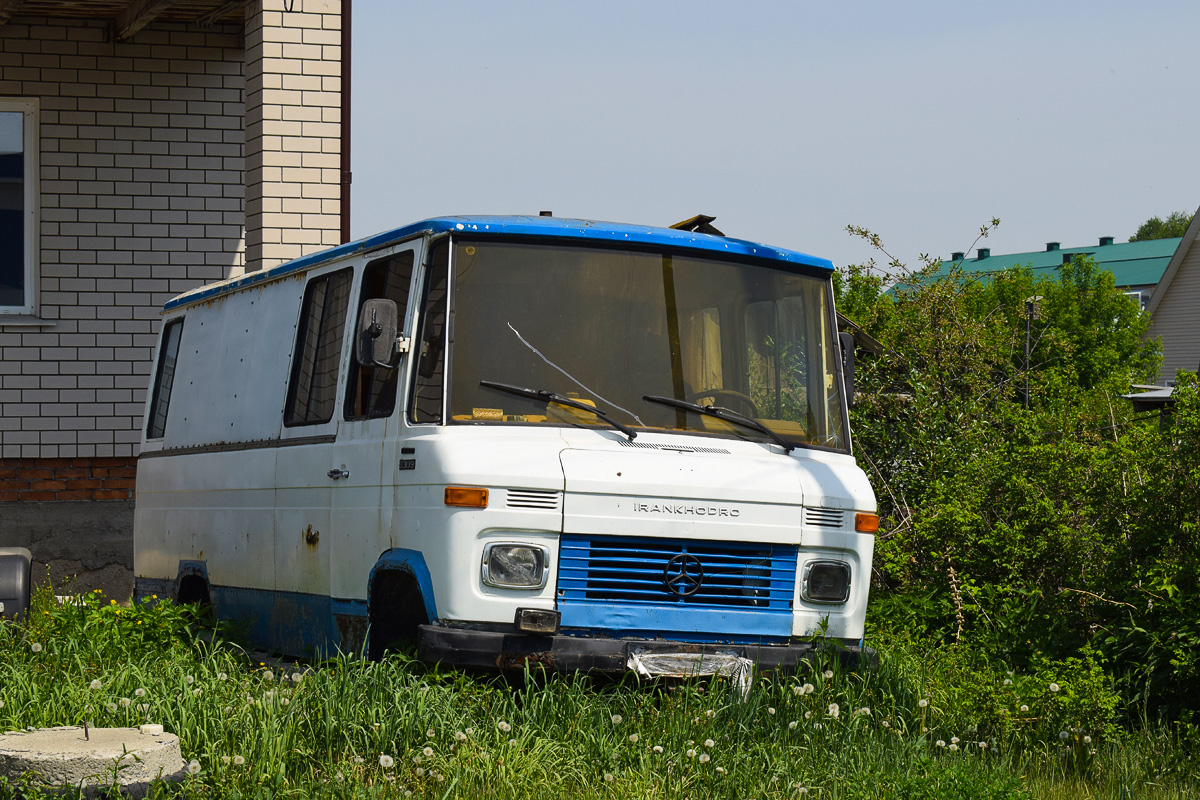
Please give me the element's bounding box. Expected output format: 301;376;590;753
686;389;759;419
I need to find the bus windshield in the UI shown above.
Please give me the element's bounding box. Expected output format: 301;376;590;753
431;239;848;451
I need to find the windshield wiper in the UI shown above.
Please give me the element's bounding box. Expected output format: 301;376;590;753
642;395;797;453
480;380;637;441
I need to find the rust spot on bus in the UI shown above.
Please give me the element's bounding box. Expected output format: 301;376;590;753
303;525;319;546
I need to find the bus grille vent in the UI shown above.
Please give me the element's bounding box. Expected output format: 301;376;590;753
506;489;561;510
557;534;796;612
805;507;844;528
617;440;730;455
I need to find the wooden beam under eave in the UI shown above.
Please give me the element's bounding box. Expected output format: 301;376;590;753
112;0;179;41
0;0;26;27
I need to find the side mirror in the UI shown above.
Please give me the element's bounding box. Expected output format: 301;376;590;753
838;332;856;408
356;299;401;369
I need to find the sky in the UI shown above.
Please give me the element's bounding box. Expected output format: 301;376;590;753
350;1;1200;274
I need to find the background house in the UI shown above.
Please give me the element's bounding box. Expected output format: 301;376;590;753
934;236;1182;310
0;0;346;597
1145;204;1200;384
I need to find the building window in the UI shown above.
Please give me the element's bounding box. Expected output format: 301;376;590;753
0;99;38;315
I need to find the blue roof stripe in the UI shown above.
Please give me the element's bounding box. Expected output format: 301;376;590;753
163;216;834;311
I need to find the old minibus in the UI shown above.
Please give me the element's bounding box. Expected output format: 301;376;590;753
134;215;878;674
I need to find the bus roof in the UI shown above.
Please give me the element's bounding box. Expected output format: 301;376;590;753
164;215;835;311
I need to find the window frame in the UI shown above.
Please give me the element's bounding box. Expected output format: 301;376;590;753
0;98;40;317
284;267;355;428
145;317;185;440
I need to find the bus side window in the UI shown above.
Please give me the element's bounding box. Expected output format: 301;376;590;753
146;318;184;439
410;241;449;424
344;251;415;420
284;268;354;427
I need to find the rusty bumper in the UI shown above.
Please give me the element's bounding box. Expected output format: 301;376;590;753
417;625;875;674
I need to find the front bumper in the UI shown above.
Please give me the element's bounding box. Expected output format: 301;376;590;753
418;624;875;674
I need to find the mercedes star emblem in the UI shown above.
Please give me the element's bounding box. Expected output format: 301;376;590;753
663;553;705;597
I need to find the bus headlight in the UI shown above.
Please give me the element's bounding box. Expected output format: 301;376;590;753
482;543;550;589
802;560;851;603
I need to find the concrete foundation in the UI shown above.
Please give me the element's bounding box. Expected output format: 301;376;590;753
0;726;185;797
0;501;134;600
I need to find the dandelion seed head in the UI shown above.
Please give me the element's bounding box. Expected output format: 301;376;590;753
767;707;776;715
1059;731;1069;740
1003;678;1012;686
105;702;117;713
792;685;802;695
1020;705;1029;712
354;756;364;764
856;707;871;716
119;697;131;708
1049;682;1060;692
699;753;710;763
185;675;195;685
134;688;146;698
466;727;474;736
823;669;834;679
804;683;815;694
193;688;202;697
280;697;289;706
827;703;840;718
415;767;424;777
508;738;516;746
686;749;696;758
263;670;274;682
804;710;812;719
788;721;798;730
221;756;231;765
30;642;42;653
136;703;149;713
455;731;467;742
89;679;102;690
423;747;433;757
604;773;614;782
950;737;959;744
427;727;435;737
379;755;394;768
497;721;511;733
187;760;201;775
715;766;725;774
611;714;622;724
218;672;227;681
233;755;245;766
948;744;959;751
628;734;638;744
1083;735;1092;744
704;738;715;748
652;745;663;754
918;698;929;708
291;672;302;684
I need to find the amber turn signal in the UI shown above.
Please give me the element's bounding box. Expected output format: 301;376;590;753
445;487;489;508
855;512;879;533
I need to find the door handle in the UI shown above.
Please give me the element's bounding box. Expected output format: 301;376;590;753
327;468;350;480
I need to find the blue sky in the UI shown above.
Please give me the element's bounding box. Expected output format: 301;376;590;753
351;1;1199;272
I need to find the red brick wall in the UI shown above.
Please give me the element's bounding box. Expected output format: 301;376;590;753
0;457;137;502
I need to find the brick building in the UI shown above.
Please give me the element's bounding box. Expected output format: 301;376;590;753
0;0;347;597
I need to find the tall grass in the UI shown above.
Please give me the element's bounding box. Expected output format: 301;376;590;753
0;589;1195;799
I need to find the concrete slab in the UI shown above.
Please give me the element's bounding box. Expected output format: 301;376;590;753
0;726;186;797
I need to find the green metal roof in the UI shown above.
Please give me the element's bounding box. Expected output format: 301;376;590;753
931;237;1182;289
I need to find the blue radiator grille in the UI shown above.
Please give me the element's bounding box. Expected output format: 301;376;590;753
558;534;797;621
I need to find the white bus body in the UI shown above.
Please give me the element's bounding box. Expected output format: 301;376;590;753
134;216;877;672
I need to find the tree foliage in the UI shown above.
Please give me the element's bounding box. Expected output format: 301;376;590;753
839;225;1197;720
1128;210;1193;242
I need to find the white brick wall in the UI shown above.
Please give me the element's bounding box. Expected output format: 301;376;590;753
245;0;342;272
0;18;246;459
